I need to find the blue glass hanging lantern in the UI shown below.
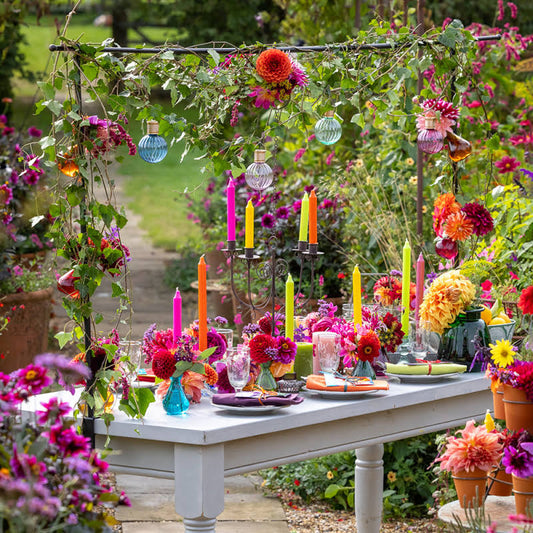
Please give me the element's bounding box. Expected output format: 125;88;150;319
245;149;274;191
314;110;342;145
138;120;168;163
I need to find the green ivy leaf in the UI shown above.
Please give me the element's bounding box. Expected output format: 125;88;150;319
55;330;73;349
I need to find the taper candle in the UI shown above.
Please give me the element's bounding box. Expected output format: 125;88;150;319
285;274;294;341
309;190;318;245
415;253;425;325
298;192;309;242
245;200;254;249
352;265;362;329
198;255;208;351
173;287;182;343
226;179;235;242
401;239;411;335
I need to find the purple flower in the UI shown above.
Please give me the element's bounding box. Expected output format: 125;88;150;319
206;329;227;363
275;206;290;219
36;397;72;425
261;213;275;229
27;126;42;138
34;353;91;393
16;364;51;394
520;168;533;180
294;148;306;162
503;444;533;478
274;336;297;364
325;151;335;166
12;265;23;276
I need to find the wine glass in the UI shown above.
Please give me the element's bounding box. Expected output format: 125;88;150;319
317;333;341;374
119;340;142;381
215;328;234;357
226;345;250;394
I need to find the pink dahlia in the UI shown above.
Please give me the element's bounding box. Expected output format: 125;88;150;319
462;202;494;236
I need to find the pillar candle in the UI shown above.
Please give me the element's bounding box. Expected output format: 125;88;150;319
285;274;294;341
226;179;235;242
245;200;254;249
298;192;309;242
352;265;362;330
415;253;425;325
401;239;411;336
311;331;322;374
173;287;182;343
198;255;208;351
309;189;318;245
294;342;313;380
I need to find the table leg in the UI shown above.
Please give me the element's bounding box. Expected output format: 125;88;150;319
355;443;384;533
174;443;224;533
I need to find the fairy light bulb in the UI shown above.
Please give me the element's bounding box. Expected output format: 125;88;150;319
314;110;342;145
245;149;274;191
417;116;444;154
138;120;168;163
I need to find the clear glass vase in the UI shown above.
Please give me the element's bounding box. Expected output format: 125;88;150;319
162;375;190;415
354;359;376;379
256;362;277;390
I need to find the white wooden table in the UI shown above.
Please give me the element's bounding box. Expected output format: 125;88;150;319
24;374;490;533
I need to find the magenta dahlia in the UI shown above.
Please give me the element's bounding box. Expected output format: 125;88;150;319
461;202;494;236
152;351;177;380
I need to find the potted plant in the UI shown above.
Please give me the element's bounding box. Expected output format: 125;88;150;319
0;105;55;373
500;360;533;433
436;419;503;508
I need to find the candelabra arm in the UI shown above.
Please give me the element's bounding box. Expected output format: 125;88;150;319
295;255;317;310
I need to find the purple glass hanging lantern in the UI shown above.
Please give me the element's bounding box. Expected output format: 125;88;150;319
417;116;444;154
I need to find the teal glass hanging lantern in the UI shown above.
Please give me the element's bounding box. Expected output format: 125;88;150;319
138;120;168;163
245;149;274;191
314;110;342;145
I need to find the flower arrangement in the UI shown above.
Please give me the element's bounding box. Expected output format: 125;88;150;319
419;270;476;335
502;430;533;479
0;353;130;531
415;98;460;138
82;115;136;158
432;193;494;261
500;360;533;402
436;419;503;474
372;274;416;310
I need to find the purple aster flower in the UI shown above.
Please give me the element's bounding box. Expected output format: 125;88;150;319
519;168;533;180
9;169;19;184
261;213;276;229
275;206;290;219
294;324;310;342
242;323;261;338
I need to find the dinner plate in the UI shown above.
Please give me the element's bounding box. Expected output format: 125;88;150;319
211;402;291;415
386;372;461;384
302;388;380;399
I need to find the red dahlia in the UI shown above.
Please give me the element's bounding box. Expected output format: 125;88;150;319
249;334;277;364
256;49;292;84
461;202;494;236
152;351;176;380
518;285;533;315
357;331;381;362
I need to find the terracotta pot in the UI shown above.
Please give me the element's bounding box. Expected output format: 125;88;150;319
488;467;513;497
0;287;53;374
493;385;505;420
512;475;533;518
503;384;533;433
451;468;488;508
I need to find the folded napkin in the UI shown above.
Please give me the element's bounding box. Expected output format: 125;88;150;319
212;392;303;407
305;374;389;392
386;362;467;375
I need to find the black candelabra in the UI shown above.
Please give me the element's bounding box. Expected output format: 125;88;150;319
223;236;323;333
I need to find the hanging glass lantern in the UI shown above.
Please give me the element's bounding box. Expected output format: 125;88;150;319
314;110;342;145
445;130;472;162
57;145;79;177
417;116;444;154
245;149;274;191
138;120;168;163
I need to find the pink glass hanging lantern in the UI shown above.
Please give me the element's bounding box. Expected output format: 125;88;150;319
417;116;444;154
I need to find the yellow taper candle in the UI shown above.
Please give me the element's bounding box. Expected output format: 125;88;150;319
352;265;362;329
298;192;309;242
285;274;294;341
401;239;411;335
484;409;495;432
245;200;254;249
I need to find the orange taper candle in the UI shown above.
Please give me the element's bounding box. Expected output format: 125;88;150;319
309;189;318;245
198;255;208;351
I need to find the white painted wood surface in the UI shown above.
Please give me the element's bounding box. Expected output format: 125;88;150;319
23;374;491;533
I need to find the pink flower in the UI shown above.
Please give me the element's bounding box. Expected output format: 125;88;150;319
325;151;335;166
248;86;276;110
294;148;306;162
495;156;521;174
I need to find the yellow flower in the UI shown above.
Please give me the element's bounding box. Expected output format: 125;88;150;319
489;339;516;368
387;471;397;483
409;176;418;185
422;205;427;213
406;157;415;166
327;471;334;480
355;158;364;168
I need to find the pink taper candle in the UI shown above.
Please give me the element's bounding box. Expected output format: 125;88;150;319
173;287;182;342
227;179;236;242
415;253;425;325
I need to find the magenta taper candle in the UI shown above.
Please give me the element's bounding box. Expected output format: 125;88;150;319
227;179;236;242
173;287;182;342
415;253;425;325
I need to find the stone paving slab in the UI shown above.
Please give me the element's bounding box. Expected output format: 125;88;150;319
122;521;289;533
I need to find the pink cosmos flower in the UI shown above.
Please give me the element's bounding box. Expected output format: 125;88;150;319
495;156;521;174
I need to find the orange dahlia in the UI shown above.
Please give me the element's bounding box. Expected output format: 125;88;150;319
256;49;292;84
443;211;474;241
433;192;461;236
203;363;218;386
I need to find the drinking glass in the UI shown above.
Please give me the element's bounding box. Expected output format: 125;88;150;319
215;328;234;357
317;332;341;374
226;345;250;394
119;340;142;379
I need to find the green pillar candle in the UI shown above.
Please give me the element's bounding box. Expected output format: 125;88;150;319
294;342;313;380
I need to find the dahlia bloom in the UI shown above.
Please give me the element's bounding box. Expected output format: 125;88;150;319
433;193;461;237
373;276;402;305
443;211;474;241
438;420;503;474
357;331;381;362
249;334;277;364
256;49;292;84
518;285;533;315
461;202;494;236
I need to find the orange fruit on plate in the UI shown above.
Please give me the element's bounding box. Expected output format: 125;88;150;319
480;306;492;325
489;317;506;325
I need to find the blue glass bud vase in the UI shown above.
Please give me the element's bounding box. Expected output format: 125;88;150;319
138;120;168;163
162;375;189;415
354;359;376;380
256;362;277;391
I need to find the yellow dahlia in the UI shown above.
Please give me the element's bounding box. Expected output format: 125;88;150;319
419;270;476;334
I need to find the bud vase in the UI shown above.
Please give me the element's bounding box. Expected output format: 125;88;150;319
256;362;277;391
354;359;376;379
162;375;190;415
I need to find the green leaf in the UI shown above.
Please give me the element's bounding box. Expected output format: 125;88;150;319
43;99;62;116
55;330;73;349
207;49;220;67
37;81;55;100
82;63;99;81
39;136;55;150
111;282;125;298
325;484;340;498
174;361;192;376
197;346;216;361
189;362;206;374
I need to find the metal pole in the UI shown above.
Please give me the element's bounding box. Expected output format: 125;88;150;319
416;0;425;240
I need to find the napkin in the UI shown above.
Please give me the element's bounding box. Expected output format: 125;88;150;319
385;362;467;375
212;392;304;407
305;374;389;392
